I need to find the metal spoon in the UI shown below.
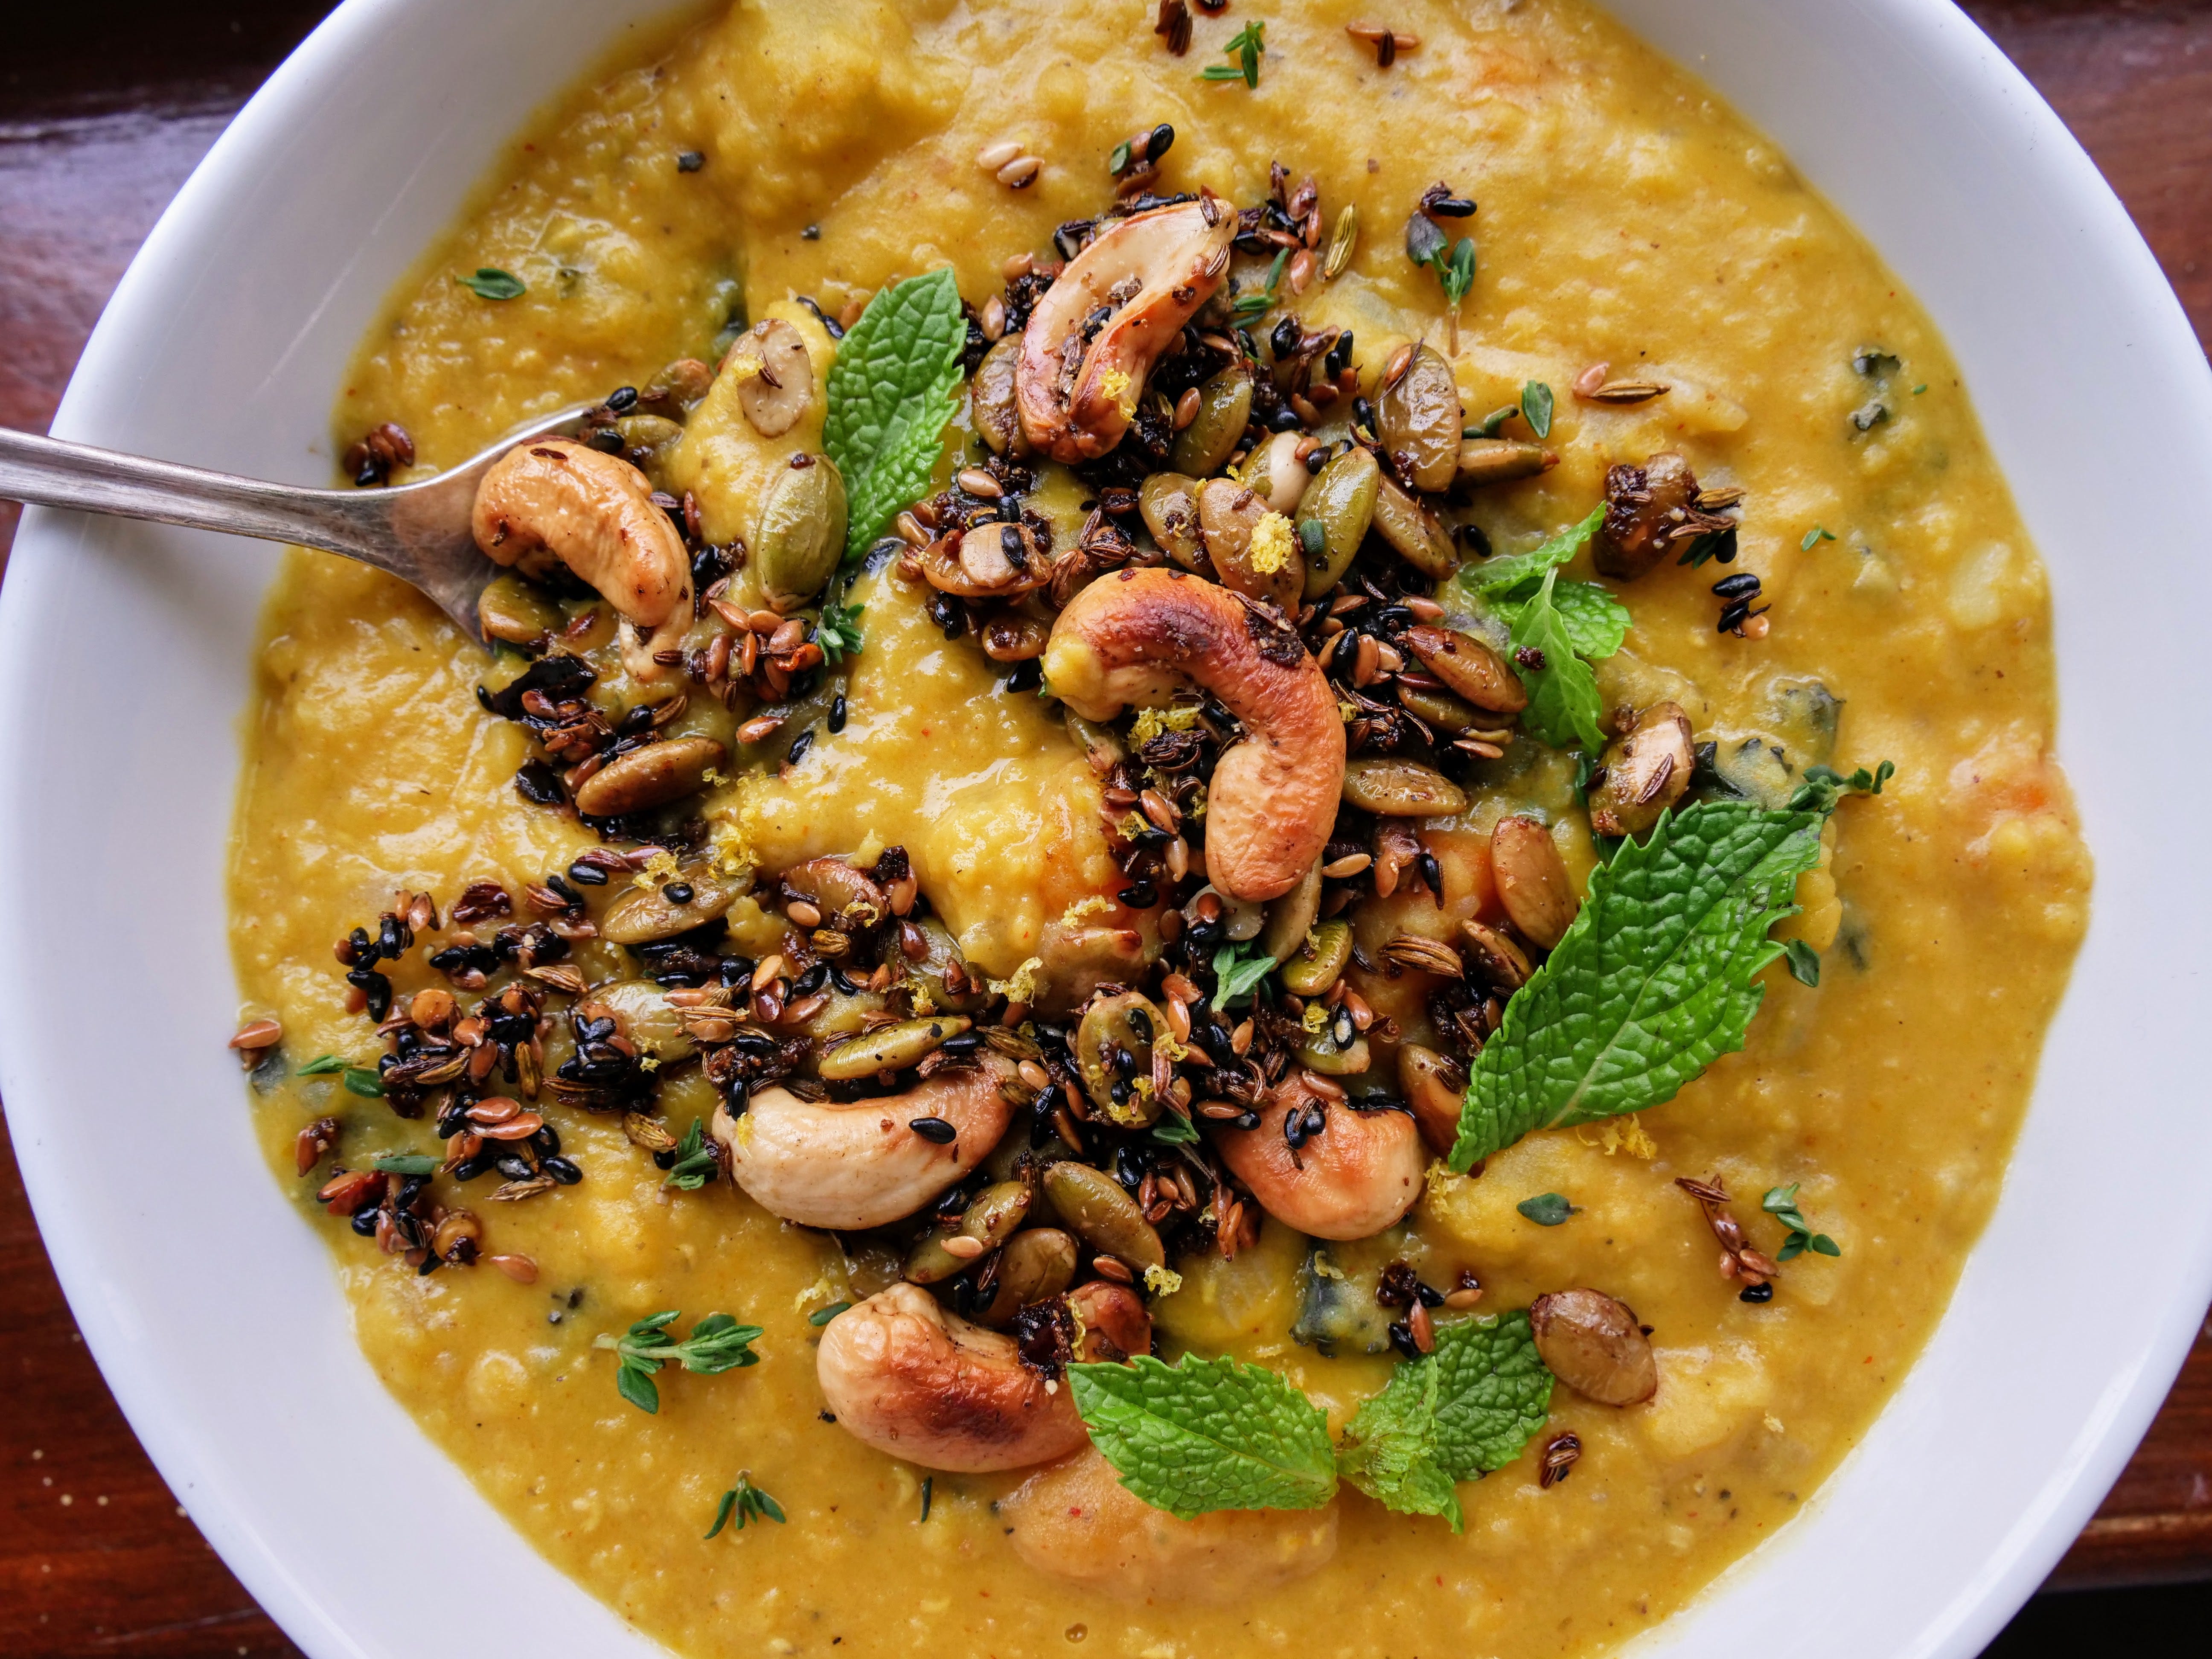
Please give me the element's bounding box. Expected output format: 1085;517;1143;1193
0;404;598;642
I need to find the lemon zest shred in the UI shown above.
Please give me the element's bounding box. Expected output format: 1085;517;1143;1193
1144;1265;1185;1297
1301;1003;1328;1033
634;849;683;891
1059;895;1112;926
1247;511;1295;575
1129;705;1201;745
990;956;1044;1005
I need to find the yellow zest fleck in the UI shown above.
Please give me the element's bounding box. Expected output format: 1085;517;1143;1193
1154;1030;1190;1064
909;979;938;1015
1128;705;1201;745
1116;811;1153;841
1338;701;1359;723
634;849;682;891
701;766;728;788
990;956;1044;1005
1096;366;1133;409
1310;1251;1346;1282
733;1112;756;1150
1247;511;1295;575
639;1054;662;1073
1764;1414;1787;1436
1059;895;1112;926
1186;782;1208;820
1144;1265;1185;1297
1575;1115;1658;1158
793;1272;842;1315
1301;1003;1328;1034
1422;1158;1465;1199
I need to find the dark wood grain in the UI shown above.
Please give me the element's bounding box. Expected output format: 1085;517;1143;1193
0;3;2206;1653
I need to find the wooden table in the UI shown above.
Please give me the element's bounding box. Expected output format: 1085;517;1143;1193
0;2;2206;1651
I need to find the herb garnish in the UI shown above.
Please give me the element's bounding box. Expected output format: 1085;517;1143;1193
597;1310;764;1414
296;1053;346;1077
1470;405;1518;439
705;1471;786;1538
1211;939;1276;1007
1230;247;1289;322
343;1067;386;1098
1763;1183;1842;1260
1150;1115;1202;1147
1449;797;1832;1170
1781;939;1822;987
662;1118;718;1190
370;1152;438;1176
807;1301;851;1327
457;267;526;301
1406;211;1476;326
919;1476;934;1521
1461;506;1627;751
1515;1192;1577;1226
1804;759;1894;798
1520;379;1554;439
815;597;864;665
1199;20;1266;87
823;268;969;562
1801;524;1837;551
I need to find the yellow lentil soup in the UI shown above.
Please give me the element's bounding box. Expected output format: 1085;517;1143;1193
228;2;2091;1655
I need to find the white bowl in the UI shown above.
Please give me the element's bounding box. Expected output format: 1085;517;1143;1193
2;1;2207;1653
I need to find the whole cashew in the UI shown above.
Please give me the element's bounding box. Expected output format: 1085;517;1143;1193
815;1284;1088;1473
1017;199;1234;463
1211;1078;1426;1241
1043;569;1343;902
710;1059;1013;1230
470;438;690;628
1002;1445;1340;1604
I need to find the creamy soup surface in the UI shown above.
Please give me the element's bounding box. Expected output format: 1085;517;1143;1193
229;2;2091;1656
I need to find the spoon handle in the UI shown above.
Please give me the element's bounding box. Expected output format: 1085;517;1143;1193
0;426;396;562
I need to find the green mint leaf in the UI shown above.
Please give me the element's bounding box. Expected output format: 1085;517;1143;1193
807;1301;851;1327
1336;1354;1462;1531
343;1067;386;1098
1450;798;1827;1169
1071;1353;1338;1520
1508;570;1607;751
1801;524;1837;551
1463;506;1604;602
370;1152;438;1176
1782;938;1821;986
823;268;969;562
662;1118;719;1190
816;598;865;665
1544;579;1632;661
296;1053;346;1077
1521;380;1554;438
1516;1192;1576;1226
457;267;525;300
1211;940;1276;1007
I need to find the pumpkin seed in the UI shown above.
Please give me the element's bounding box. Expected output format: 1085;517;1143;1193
1342;756;1469;817
1400;624;1528;714
1490;815;1578;948
1396;1042;1466;1156
1298;446;1380;599
818;1015;970;1081
641;355;713;415
1257;860;1323;965
905;1179;1032;1284
1278;918;1351;997
1458;918;1532;992
477;573;563;646
1377;343;1463;492
755;455;847;608
596;978;695;1065
1041;1161;1166;1270
1170;362;1253;477
1076;992;1167;1126
1298;1030;1370;1076
600;866;739;944
972;333;1025;455
1199;478;1300;608
1455;437;1552;488
1529;1289;1658;1405
1065;710;1127;769
1395;681;1485;734
573;735;727;818
728;318;817;438
1368;473;1459;578
969;1227;1079;1327
1240;431;1313;517
1138;471;1206;570
1184;883;1264;942
1588;701;1694;838
781;856;888;932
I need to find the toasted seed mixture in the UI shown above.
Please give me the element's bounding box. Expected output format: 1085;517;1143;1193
230;3;2089;1656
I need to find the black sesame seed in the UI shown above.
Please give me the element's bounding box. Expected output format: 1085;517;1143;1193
543;1155;584;1185
801;223;821;241
566;859;608;886
675;150;704;173
1387;1321;1421;1359
794;962;830;995
939;1033;983;1058
829;693;847;733
532;1125;561;1156
1711;572;1761;600
605;385;640;413
1326;331;1354;377
1119;879;1158;908
1269;315;1301;359
788;728;815;765
908;1116;958;1145
1149;122;1175;160
451;1152;498;1183
1268;405;1303;432
1739;1281;1774;1304
1004;658;1043;694
1717;600;1752;634
349;1208;380;1237
1428;195;1477;218
664;882;696;905
1417;850;1443;898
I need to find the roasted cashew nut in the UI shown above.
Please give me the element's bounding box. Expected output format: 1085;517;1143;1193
1017;198;1234;463
1211;1077;1426;1241
710;1059;1013;1230
470;437;691;628
815;1283;1089;1473
1043;569;1343;902
1002;1445;1340;1604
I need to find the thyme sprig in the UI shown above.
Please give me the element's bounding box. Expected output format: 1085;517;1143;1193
705;1471;786;1538
597;1310;763;1414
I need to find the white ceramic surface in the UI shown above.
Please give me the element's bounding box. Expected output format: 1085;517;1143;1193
0;1;2206;1655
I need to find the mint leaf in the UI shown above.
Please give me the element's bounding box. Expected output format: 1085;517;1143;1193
1337;1312;1554;1530
823;268;968;561
1070;1353;1338;1519
1450;799;1827;1168
1463;506;1604;601
1508;569;1607;751
1545;578;1631;661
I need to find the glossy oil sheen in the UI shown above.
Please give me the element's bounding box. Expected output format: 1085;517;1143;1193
221;2;2093;1656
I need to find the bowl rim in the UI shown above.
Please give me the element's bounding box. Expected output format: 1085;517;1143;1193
3;0;2210;1654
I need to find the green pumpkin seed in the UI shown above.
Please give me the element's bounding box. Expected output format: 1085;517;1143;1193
1171;362;1253;477
1138;472;1206;570
1041;1161;1166;1270
1076;992;1166;1126
755;455;847;607
906;1179;1033;1284
1199;478;1300;608
477;573;564;647
1369;474;1459;579
1298;447;1380;600
572;735;726;818
1278;919;1352;997
1298;1030;1371;1076
1378;344;1464;492
1396;682;1487;734
1342;756;1470;817
1455;437;1552;488
614;413;686;462
817;1015;970;1082
969;1227;1079;1327
600;866;740;945
595;978;695;1065
972;333;1024;455
1257;861;1322;965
